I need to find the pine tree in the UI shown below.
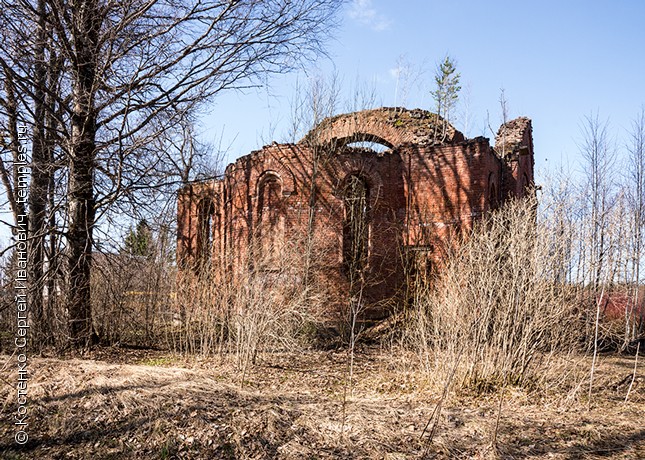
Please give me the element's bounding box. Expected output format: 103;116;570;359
431;56;461;142
124;220;153;258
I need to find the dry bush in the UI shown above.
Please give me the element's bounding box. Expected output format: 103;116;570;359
405;194;583;392
0;249;69;351
168;236;328;369
92;252;174;347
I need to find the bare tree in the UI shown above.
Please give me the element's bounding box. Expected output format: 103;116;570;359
0;0;65;343
578;113;618;405
0;61;27;227
579;112;616;291
392;54;424;108
0;0;342;348
626;107;645;342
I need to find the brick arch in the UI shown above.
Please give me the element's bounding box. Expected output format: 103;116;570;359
332;166;384;202
253;159;296;197
300;107;464;149
255;170;283;196
255;171;285;248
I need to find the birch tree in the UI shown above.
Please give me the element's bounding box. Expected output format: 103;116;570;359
627;107;645;341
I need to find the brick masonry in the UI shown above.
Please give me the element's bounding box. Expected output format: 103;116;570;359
177;107;534;319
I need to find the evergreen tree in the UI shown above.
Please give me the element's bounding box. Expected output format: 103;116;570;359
431;56;461;142
124;220;153;257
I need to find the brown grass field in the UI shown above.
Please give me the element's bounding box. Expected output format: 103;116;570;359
0;346;643;459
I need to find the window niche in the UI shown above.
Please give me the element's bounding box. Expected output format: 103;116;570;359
342;175;370;279
489;183;498;210
196;198;215;271
256;172;284;259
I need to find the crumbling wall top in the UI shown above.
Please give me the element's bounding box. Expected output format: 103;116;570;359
494;117;532;157
300;107;465;149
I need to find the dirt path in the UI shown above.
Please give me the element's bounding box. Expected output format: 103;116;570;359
0;349;643;459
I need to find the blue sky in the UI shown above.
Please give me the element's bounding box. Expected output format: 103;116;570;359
1;0;644;248
205;0;645;178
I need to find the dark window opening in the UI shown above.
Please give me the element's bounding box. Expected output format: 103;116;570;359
489;182;498;210
197;198;215;270
343;175;369;279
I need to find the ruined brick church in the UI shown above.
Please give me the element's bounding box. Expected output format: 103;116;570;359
177;107;534;318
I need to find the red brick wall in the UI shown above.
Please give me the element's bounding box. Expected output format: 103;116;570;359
495;117;535;199
177;108;535;319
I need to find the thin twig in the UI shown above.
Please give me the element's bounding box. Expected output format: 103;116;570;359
624;342;640;403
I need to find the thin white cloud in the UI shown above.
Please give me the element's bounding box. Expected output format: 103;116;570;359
348;0;391;31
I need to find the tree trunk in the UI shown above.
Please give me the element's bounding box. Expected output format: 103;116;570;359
66;1;100;348
28;0;50;345
0;62;26;221
67;112;97;347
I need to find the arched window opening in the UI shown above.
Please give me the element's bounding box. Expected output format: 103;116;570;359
343;175;370;279
489;182;498;210
196;198;215;270
258;175;282;226
257;173;284;259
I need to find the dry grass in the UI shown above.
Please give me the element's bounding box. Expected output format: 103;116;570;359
403;196;584;394
0;347;642;459
168;236;331;365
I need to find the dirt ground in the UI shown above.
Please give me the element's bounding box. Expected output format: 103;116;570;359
0;346;643;459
